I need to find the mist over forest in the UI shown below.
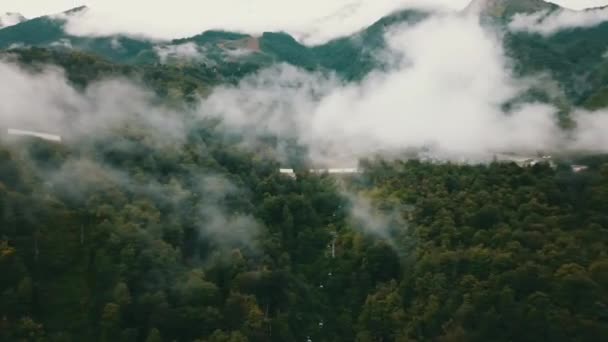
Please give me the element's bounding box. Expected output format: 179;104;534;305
2;0;608;341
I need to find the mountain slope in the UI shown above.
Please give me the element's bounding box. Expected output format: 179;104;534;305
505;13;608;109
2;1;608;109
0;10;156;64
0;7;426;80
467;0;558;17
2;3;608;340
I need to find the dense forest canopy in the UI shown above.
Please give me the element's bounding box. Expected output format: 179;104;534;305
2;0;608;341
2;131;608;341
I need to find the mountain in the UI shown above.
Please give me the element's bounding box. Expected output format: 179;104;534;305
3;2;608;341
504;11;608;109
0;12;25;28
1;47;238;103
0;7;426;80
0;7;157;63
2;0;608;109
458;0;608;111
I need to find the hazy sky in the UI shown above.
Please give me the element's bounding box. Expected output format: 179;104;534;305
3;0;608;44
3;0;608;18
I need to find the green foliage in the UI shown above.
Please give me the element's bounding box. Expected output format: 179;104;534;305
357;159;608;341
506;21;608;109
0;15;156;64
0;9;426;83
3;124;608;341
481;0;558;18
3;4;607;110
2;3;608;340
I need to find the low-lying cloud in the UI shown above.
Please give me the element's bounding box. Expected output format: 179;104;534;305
155;42;208;64
510;6;608;35
5;0;608;21
0;58;185;144
59;0;473;45
550;0;608;10
5;0;608;45
4;6;608;253
3;10;608;167
201;13;571;163
0;12;26;28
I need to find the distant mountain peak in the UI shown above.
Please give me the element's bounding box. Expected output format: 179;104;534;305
64;6;89;15
0;12;26;29
465;0;557;17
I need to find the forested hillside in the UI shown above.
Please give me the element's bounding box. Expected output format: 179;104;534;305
0;8;426;82
2;0;608;341
3;5;607;111
2;126;608;341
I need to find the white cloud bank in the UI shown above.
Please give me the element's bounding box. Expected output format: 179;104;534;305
202;13;569;163
0;60;185;144
510;6;608;35
154;42;204;64
2;0;608;44
3;11;608;165
3;0;606;19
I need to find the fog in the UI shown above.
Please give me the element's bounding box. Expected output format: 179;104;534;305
3;9;608;164
0;58;186;144
6;0;608;19
510;6;608;35
0;12;25;28
4;0;608;250
155;42;210;64
3;0;607;45
58;1;608;44
200;12;567;163
58;0;470;45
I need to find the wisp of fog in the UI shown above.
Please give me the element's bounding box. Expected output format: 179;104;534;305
200;11;608;163
31;0;605;44
61;0;474;44
4;1;608;246
510;6;608;35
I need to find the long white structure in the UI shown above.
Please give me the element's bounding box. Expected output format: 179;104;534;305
7;128;62;142
309;168;360;174
279;168;360;179
279;168;296;178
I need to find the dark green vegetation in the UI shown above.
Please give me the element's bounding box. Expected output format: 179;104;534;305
2;48;264;102
2;127;608;341
3;1;608;341
0;9;155;64
506;20;608;110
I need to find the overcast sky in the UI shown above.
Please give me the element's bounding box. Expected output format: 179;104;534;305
4;0;608;18
3;0;608;44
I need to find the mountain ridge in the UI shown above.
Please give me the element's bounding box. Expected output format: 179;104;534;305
2;1;608;110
